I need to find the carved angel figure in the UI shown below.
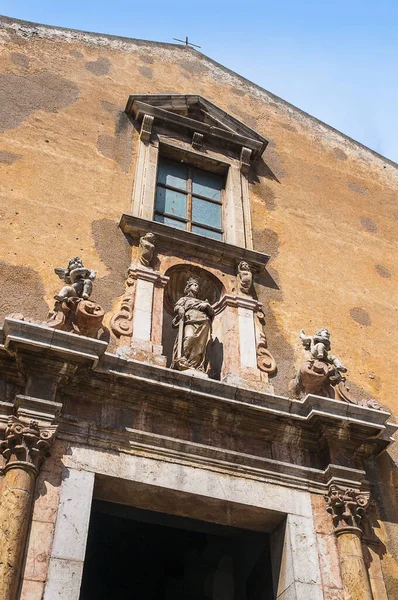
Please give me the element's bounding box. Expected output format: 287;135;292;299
300;328;347;372
139;232;156;268
237;261;253;295
54;257;96;302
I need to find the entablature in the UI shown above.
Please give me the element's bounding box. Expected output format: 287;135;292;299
0;319;395;494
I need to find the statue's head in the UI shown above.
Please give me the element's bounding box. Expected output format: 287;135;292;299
316;328;330;339
143;232;155;243
239;261;251;272
184;277;199;297
67;257;84;273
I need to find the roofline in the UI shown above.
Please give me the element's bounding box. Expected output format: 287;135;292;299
1;13;397;170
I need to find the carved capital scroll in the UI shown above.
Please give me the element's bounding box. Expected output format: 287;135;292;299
192;132;204;150
325;485;370;531
140;114;154;143
240;146;252;174
0;416;57;472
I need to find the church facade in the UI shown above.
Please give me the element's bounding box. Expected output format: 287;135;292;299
0;15;397;600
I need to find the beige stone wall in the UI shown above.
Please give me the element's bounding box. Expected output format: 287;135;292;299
0;16;397;595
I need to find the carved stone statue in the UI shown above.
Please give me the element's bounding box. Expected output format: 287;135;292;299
291;328;349;400
7;256;105;339
237;261;253;295
47;257;103;338
299;328;347;373
54;257;96;301
290;328;382;409
171;277;214;372
139;232;156;268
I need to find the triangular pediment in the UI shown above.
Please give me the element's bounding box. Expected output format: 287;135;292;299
125;94;268;160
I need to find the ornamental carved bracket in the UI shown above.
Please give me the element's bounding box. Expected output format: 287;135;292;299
110;265;136;338
325;485;370;531
0;416;57;472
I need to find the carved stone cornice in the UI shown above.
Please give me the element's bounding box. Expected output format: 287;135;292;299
214;294;263;315
119;215;271;274
129;267;169;287
125;95;268;161
0;416;57;473
325;485;370;532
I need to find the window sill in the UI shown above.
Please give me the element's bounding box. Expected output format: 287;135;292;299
119;214;271;273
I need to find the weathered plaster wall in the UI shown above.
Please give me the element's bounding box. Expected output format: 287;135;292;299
0;15;397;596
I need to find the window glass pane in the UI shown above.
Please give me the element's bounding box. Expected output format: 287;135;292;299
155;214;187;230
192;197;222;230
192;225;223;240
157;158;188;190
155;187;187;219
192;169;223;200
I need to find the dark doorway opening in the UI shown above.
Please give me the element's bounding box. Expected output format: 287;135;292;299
79;500;274;600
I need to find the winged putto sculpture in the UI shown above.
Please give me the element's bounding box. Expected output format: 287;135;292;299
54;257;96;301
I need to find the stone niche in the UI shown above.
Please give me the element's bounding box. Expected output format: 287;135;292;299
162;264;225;376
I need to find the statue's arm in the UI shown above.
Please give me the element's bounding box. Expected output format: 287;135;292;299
299;329;312;348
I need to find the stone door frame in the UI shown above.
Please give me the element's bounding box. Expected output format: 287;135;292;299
43;445;324;600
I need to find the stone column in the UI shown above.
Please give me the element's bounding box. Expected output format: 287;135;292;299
325;485;373;600
0;416;57;600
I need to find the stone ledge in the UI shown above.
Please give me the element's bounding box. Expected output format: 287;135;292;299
119;214;271;272
97;350;396;446
56;421;367;493
2;318;108;365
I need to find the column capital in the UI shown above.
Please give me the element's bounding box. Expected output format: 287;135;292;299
0;416;57;473
324;484;370;532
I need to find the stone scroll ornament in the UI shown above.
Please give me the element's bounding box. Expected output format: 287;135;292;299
324;485;370;530
256;311;277;375
110;265;135;337
291;328;382;409
171;277;214;372
0;416;57;471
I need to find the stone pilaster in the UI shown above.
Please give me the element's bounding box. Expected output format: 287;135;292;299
325;485;374;600
0;417;57;600
116;266;169;365
216;295;275;391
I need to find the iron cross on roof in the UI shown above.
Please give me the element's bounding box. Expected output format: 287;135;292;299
173;36;201;49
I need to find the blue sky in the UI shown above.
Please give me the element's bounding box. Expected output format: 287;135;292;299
2;0;398;162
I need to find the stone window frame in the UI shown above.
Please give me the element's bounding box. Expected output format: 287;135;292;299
126;95;269;251
154;154;225;240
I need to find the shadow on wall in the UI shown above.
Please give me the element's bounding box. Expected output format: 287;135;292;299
91;219;131;313
0;261;49;322
249;157;281;186
251;227;296;396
